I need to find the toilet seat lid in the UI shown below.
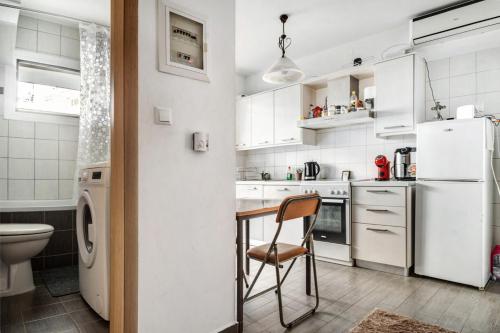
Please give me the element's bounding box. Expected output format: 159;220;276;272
0;224;54;236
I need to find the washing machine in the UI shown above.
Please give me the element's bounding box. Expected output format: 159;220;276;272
76;162;110;320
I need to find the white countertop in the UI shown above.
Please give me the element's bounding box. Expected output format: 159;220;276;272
350;180;415;187
236;179;415;187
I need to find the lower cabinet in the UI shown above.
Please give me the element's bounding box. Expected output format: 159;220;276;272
351;185;414;274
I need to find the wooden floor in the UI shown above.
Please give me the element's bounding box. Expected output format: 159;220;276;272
243;259;500;333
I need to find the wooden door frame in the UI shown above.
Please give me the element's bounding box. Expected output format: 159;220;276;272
110;0;138;332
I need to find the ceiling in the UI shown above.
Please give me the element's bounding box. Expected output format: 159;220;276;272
19;0;110;25
236;0;460;75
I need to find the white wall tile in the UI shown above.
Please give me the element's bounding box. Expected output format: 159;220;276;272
274;152;286;167
61;37;80;59
8;180;34;200
427;58;450;81
59;180;74;199
0;179;6;200
35;123;59;140
476;92;500;115
61;26;79;39
9;120;34;138
0;118;8;136
0;158;6;178
334;129;350;147
16;28;37;51
494;226;500;245
37;31;60;55
35;180;58;200
320;148;335;164
450;53;475;76
59;160;76;180
349;125;367;146
476;47;500;72
18;16;38;30
0;137;7;157
285;151;297;166
59;141;78;160
426;78;449;101
449;74;475;97
59;126;79;141
8;159;34;179
35;139;58;159
35;159;58;179
9;138;34;158
37;20;60;35
477;70;500;94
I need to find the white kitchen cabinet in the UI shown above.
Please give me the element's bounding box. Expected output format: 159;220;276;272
235;84;315;151
351;184;414;275
251;91;274;147
235;97;251;149
374;54;425;136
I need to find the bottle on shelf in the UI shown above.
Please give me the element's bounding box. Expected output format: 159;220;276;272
286;166;293;180
350;90;358;111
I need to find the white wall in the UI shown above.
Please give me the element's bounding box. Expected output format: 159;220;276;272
138;0;236;332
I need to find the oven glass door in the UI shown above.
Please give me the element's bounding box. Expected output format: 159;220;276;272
312;198;347;244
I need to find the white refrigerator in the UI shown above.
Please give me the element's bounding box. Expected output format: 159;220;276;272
415;118;494;288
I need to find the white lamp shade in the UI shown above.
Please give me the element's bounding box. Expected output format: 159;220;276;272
262;56;305;84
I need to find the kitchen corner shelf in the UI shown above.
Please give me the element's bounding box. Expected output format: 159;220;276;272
297;110;374;130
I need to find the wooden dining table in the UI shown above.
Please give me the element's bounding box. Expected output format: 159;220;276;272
235;206;312;332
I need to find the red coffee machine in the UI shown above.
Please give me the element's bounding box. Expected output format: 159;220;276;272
375;155;390;181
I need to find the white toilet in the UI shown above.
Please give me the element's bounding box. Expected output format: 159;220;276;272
0;224;54;297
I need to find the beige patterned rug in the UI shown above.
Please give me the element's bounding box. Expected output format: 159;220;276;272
350;309;456;333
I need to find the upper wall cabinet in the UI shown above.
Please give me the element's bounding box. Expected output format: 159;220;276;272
236;84;315;151
374;54;425;136
251;91;275;147
235;97;252;149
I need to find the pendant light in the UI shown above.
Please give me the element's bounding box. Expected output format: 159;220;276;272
262;14;305;84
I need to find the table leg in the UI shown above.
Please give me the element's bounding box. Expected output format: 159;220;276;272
304;216;311;296
245;219;250;275
236;219;243;332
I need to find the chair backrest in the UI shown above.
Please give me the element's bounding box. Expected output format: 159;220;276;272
275;194;321;223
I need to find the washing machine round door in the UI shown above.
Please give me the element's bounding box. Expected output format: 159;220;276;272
77;190;97;268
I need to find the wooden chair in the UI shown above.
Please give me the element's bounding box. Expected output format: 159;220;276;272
244;193;322;329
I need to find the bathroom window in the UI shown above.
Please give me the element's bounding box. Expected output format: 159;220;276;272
16;61;81;117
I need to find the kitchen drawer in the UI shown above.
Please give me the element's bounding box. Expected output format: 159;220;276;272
263;185;301;200
236;185;263;199
352;222;406;267
352;186;405;207
352;204;406;227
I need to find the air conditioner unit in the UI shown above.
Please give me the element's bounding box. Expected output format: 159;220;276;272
410;0;500;46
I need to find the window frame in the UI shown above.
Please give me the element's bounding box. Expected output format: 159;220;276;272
16;59;81;118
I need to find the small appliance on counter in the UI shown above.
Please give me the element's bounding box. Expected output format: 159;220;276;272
374;155;390;181
304;161;321;181
393;147;416;180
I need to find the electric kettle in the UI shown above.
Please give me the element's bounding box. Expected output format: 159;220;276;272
304;161;320;181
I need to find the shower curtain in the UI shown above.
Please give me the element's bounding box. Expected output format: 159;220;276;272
77;23;111;166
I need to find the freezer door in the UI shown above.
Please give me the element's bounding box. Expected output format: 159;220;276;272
417;119;485;180
415;181;487;287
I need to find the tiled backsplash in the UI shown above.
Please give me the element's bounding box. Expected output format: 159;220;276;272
0;117;78;200
0;210;78;270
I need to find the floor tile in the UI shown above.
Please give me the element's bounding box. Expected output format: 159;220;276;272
24;314;78;333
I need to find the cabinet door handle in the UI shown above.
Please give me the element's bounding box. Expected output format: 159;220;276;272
366;227;390;232
320;235;327;239
276;188;289;191
258;141;269;145
247;187;259;191
384;125;407;129
366;190;390;193
280;138;296;142
366;209;389;212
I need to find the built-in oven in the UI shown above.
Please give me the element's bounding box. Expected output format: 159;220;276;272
302;181;352;265
313;197;350;245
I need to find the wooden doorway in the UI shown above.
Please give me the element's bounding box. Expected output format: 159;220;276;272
110;0;138;332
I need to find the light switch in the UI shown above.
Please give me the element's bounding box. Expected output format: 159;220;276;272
193;132;209;152
154;106;172;125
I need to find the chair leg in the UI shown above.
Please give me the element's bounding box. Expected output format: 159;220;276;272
244;259;267;301
274;239;320;329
